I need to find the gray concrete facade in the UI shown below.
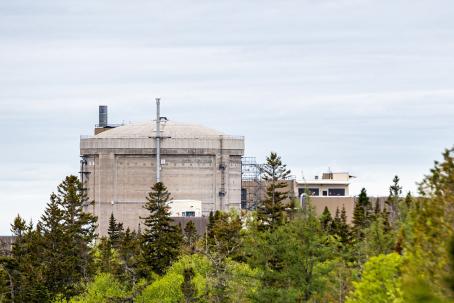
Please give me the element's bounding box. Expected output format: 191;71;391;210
80;121;244;236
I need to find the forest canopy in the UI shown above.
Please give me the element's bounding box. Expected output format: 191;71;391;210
0;148;453;303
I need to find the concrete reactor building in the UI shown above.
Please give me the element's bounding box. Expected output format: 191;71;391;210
80;101;244;236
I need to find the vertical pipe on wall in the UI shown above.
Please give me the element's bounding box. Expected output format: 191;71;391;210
156;98;161;183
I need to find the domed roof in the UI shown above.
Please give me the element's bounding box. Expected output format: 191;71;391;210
95;120;225;138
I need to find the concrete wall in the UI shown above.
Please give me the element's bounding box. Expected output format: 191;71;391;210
309;197;355;224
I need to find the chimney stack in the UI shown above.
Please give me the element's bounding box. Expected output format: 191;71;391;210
99;105;108;127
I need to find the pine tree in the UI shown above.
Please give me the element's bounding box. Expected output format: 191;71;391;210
181;267;197;303
385;175;402;227
352;188;371;238
209;211;242;258
320;206;333;232
257;152;291;230
183;221;199;254
141;182;182;276
39;193;67;298
9;218;49;302
373;198;381;218
43;175;97;300
340;206;351;244
447;236;454;293
97;237;114;274
332;206;350;245
400;148;454;301
107;213;124;248
118;228;141;286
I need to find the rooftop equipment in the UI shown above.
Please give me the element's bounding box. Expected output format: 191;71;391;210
99;105;108;127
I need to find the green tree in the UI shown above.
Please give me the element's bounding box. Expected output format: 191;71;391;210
46;175;97;300
386;175;402;227
136;254;211;303
346;253;402;303
332;206;351;245
39;193;67;299
352;188;371;238
117;228;142;287
363;217;394;258
247;205;335;302
320;206;333;232
203;211;243;302
107;213;124;249
181;267;197;303
400;148;454;302
257;152;291;231
68;273;129;303
183;221;199;254
8;217;49;302
448;236;454;293
141;182;182;276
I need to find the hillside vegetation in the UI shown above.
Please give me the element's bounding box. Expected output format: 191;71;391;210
1;148;453;303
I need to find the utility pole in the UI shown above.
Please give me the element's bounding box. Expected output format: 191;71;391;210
156;98;161;183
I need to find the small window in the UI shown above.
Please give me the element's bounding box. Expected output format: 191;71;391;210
308;188;320;196
241;188;248;209
298;188;320;196
183;211;196;217
322;190;328;196
328;188;345;196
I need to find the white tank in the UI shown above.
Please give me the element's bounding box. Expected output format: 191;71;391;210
168;200;202;217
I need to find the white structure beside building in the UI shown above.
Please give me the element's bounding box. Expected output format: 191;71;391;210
168;200;203;217
296;172;352;198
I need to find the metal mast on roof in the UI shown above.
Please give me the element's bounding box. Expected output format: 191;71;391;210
156;98;161;183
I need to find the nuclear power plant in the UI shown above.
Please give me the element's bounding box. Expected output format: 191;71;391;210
80;101;244;235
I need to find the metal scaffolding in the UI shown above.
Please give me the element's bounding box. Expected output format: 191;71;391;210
241;156;264;210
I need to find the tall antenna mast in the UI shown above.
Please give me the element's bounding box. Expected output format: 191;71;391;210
156;98;161;183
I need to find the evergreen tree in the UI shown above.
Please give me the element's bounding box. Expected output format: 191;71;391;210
400;148;454;301
117;228;141;286
352;188;371;238
181;267;197;303
54;175;97;299
247;205;335;302
40;175;97;301
141;182;182;276
381;205;391;233
203;211;243;302
209;211;242;258
9;218;49;302
206;211;219;248
183;221;199;254
385;175;402;227
320;206;333;232
39;193;66;299
96;237;115;275
257;152;291;230
447;236;454;293
107;213;124;248
332;206;351;245
373;198;381;218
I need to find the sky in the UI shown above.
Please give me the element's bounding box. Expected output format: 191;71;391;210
1;0;453;234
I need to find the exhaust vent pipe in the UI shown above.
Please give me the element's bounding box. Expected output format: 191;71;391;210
99;105;108;127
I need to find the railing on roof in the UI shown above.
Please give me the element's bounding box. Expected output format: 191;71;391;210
80;135;245;140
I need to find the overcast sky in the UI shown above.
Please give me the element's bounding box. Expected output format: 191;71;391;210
1;0;453;234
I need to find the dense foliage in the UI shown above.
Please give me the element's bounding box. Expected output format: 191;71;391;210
0;148;453;302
